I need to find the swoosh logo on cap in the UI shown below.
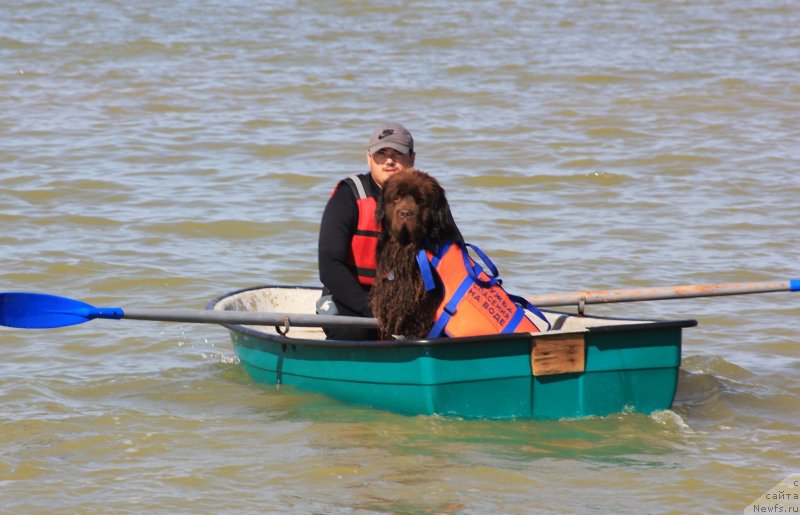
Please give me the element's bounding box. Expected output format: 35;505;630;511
378;129;394;139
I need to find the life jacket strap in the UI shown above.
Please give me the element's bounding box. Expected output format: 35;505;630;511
508;293;551;331
502;307;527;333
416;249;437;292
428;312;450;339
344;174;369;200
461;242;500;288
428;270;482;338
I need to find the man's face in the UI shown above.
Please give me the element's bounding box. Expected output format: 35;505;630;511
367;147;415;188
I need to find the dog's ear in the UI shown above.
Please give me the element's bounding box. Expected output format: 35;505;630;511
427;176;452;245
375;177;395;229
427;177;460;244
374;192;386;228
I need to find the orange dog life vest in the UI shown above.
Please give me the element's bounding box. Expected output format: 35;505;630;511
417;242;550;338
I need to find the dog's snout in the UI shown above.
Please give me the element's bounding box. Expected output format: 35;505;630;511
398;208;414;219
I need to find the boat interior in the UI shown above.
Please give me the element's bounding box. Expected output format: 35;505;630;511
213;286;655;340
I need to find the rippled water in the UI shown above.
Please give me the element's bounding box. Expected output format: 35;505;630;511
2;1;799;513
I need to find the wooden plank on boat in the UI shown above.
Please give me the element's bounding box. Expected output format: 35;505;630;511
530;333;586;376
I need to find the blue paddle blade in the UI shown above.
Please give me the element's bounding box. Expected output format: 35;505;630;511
0;292;124;329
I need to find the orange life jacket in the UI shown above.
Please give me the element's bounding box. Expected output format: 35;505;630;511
337;175;380;286
418;242;550;338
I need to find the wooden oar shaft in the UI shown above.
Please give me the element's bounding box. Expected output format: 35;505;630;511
122;308;377;328
526;280;799;307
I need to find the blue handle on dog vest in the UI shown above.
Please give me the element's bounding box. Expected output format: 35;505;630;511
417;249;437;292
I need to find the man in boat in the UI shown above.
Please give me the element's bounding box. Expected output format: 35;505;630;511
317;122;417;340
317;122;422;340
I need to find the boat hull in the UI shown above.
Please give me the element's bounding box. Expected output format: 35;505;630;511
210;286;696;420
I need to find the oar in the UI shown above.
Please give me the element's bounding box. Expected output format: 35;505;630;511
2;279;798;330
526;279;800;313
0;292;377;330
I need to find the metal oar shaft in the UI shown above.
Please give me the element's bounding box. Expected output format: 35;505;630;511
526;280;799;307
121;308;378;328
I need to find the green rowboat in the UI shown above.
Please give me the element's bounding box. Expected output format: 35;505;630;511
208;285;697;420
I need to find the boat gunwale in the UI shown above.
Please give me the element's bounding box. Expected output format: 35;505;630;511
207;284;698;349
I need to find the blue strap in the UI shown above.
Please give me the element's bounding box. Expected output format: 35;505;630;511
427;311;450;338
416;249;437;292
427;275;475;338
447;276;474;315
791;279;800;292
460;242;499;288
508;293;551;331
502;307;527;334
464;243;498;276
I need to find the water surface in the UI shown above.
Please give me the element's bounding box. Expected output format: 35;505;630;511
2;1;799;512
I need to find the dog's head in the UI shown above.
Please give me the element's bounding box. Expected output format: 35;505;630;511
377;169;458;248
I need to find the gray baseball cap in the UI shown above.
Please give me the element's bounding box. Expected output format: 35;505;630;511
368;122;414;155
